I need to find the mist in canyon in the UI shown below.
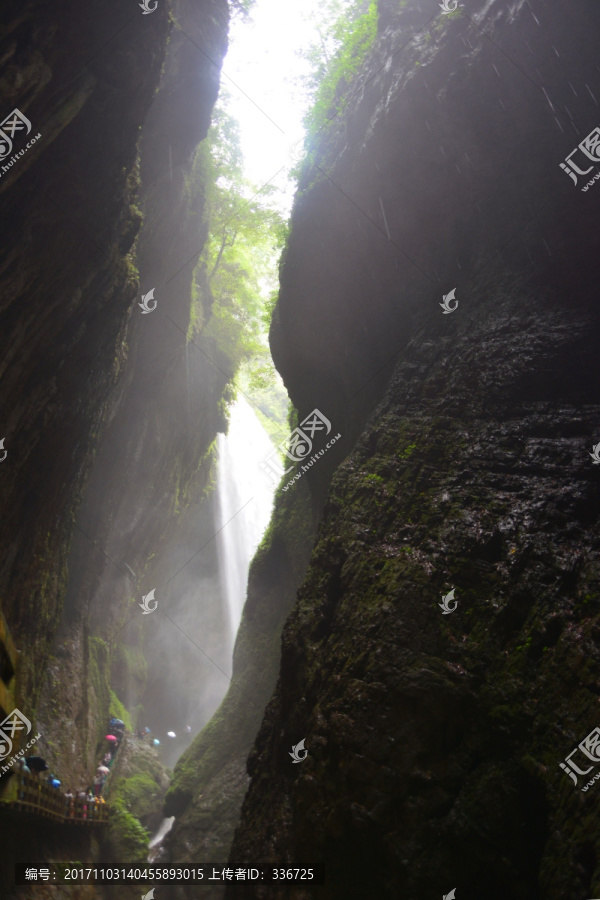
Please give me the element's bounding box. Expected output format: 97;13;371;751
137;397;276;770
1;0;600;899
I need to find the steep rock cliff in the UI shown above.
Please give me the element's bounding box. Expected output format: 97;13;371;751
228;1;600;898
0;0;170;720
34;0;230;787
0;0;229;895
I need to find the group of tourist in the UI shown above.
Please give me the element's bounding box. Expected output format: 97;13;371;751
134;725;151;740
16;716;126;818
63;788;106;819
64;716;125;816
19;755;61;789
15;758;105;818
133;723;192;745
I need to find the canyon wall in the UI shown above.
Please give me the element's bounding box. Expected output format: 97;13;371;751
34;0;231;788
226;1;600;898
0;0;229;894
0;0;170;720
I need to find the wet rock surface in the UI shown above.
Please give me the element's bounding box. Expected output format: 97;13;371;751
53;0;231;778
231;282;600;899
227;1;600;897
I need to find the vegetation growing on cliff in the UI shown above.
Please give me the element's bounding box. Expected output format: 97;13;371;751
301;0;378;138
190;94;286;380
105;737;169;864
87;637;112;760
230;0;255;19
187;91;289;436
114;772;162;822
107;799;150;864
109;689;133;731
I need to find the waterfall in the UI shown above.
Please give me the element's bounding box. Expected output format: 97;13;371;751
145;399;276;860
216;397;277;657
149;816;175;851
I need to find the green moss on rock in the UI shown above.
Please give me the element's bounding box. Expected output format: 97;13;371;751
106;798;150;864
88;637;112;760
109;689;133;732
114;773;162;823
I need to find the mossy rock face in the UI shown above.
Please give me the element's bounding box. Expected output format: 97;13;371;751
114;773;162;826
106;799;150;865
111;643;148;716
109;690;133;733
108;736;170;841
115;738;168;788
35;633;116;790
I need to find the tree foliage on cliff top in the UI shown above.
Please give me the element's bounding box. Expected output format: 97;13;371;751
301;0;378;138
189;92;289;433
190;95;287;378
230;0;255;21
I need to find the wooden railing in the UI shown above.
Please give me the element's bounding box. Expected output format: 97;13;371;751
1;771;109;824
0;608;112;826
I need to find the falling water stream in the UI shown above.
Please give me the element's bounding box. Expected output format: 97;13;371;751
216;397;277;660
149;816;175;853
148;396;277;849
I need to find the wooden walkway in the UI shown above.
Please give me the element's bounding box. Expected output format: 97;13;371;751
1;771;109;824
0;607;109;825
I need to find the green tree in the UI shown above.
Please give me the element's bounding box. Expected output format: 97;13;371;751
190;93;288;393
230;0;255;22
299;0;378;139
